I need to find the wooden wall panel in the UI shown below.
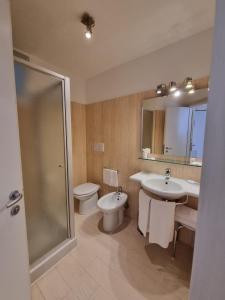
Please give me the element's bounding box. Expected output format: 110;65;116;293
71;102;87;187
142;111;153;148
86;78;208;219
152;110;165;154
86;102;103;184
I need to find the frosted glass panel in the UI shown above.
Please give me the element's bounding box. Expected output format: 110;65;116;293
15;62;68;265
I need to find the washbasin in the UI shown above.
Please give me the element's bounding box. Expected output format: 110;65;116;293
142;177;186;200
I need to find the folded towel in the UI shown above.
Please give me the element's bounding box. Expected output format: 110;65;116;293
138;189;151;237
103;168;118;187
149;199;176;248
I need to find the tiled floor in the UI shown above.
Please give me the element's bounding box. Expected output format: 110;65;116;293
31;211;193;300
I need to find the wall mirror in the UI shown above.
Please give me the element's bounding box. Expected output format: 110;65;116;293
141;88;208;166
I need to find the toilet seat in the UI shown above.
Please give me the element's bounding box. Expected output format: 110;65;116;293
73;183;99;197
73;183;100;214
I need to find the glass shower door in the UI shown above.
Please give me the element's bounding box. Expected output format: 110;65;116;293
15;61;69;265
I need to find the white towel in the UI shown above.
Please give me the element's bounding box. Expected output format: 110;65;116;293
149;199;176;248
103;168;118;187
138;189;151;237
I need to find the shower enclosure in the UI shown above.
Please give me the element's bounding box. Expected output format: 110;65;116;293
14;58;75;281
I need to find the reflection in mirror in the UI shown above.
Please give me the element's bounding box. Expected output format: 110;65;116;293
141;88;208;166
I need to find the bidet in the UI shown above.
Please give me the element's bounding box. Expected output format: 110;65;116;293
97;192;128;232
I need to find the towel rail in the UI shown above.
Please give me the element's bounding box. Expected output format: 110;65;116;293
141;194;189;249
175;196;189;206
161;195;189;206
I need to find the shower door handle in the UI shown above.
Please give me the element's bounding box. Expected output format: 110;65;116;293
6;190;23;208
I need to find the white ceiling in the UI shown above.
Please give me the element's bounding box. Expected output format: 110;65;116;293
10;0;215;79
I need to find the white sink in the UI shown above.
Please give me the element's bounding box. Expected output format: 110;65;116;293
142;177;186;200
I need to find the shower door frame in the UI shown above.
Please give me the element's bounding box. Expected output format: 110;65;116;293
14;57;76;281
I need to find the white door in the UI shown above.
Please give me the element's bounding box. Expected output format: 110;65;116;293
0;1;30;300
164;107;191;156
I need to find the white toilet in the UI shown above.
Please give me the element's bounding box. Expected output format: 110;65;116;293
73;183;100;215
97;192;128;232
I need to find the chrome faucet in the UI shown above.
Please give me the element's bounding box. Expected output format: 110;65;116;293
164;168;171;184
115;186;122;200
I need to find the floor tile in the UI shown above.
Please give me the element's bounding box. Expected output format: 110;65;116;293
34;211;191;300
37;268;72;300
56;254;99;300
31;284;46;300
89;286;117;300
83;257;146;300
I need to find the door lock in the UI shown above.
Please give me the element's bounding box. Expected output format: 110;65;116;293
10;205;20;216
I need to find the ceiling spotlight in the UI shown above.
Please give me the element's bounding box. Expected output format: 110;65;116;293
188;89;195;94
184;77;193;89
174;90;182;97
81;13;95;40
85;31;92;39
169;81;177;92
156;84;167;96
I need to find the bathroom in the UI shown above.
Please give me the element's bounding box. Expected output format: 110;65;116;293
2;0;225;299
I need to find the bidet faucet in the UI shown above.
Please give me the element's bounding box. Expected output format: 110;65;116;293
164;168;171;183
117;186;122;193
115;186;122;200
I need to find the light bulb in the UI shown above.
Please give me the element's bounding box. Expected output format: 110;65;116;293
186;83;193;89
85;30;92;39
156;84;167;96
169;81;177;93
174;90;181;97
188;89;195;94
170;86;177;92
184;77;193;89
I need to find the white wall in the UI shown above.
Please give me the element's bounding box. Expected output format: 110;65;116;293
190;1;225;299
87;29;213;103
16;29;213;104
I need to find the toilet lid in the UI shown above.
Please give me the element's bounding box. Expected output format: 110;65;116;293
73;183;99;196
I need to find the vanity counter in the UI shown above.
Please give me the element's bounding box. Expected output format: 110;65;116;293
130;171;200;198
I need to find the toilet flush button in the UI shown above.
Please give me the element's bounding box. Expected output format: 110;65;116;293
93;143;104;152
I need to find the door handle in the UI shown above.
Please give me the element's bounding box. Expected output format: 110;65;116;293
6;190;23;208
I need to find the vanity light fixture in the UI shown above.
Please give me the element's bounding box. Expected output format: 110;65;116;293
156;84;168;96
169;81;177;92
174;90;182;97
184;77;194;89
155;77;201;98
81;13;95;40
